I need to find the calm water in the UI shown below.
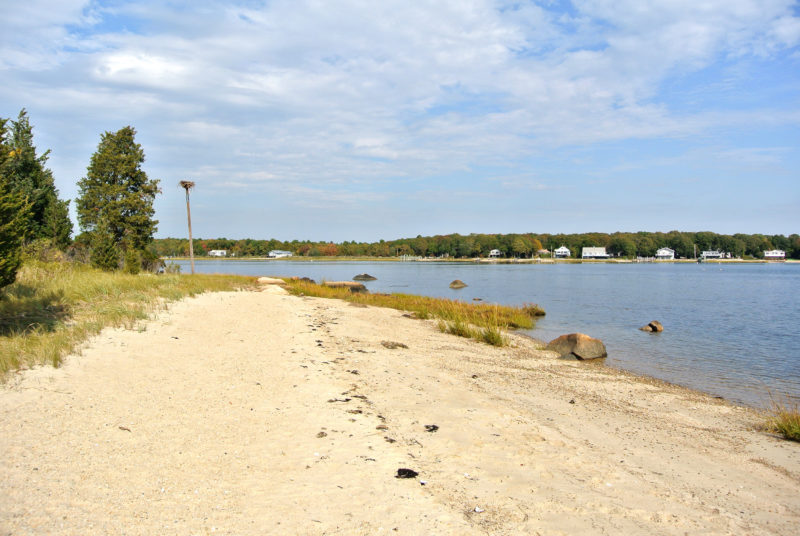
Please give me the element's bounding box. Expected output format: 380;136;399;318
170;259;800;408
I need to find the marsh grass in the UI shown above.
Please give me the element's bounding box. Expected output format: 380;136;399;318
764;396;800;442
0;261;256;377
284;278;537;346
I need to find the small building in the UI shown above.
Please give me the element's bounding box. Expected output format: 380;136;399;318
554;246;571;258
582;247;609;259
208;249;227;257
655;247;675;260
488;249;502;258
764;249;786;260
537;248;549;256
268;250;293;258
701;250;724;260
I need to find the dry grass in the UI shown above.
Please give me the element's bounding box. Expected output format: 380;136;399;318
283;278;541;346
764;396;800;442
0;261;256;377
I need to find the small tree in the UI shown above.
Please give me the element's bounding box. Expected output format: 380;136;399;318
76;126;160;270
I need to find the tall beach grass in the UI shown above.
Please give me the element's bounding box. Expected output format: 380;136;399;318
282;278;543;346
764;396;800;442
0;261;256;377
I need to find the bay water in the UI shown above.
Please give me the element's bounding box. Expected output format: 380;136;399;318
169;259;799;408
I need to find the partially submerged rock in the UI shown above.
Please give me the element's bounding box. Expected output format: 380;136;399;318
546;333;607;360
640;320;664;332
353;273;377;281
323;281;368;293
449;279;468;289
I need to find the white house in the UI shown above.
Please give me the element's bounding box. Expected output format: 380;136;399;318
764;249;786;260
655;247;675;260
701;250;725;260
488;249;502;258
582;247;609;259
208;249;227;257
268;250;293;258
554;246;571;258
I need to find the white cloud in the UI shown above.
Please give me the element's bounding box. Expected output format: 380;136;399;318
2;0;799;238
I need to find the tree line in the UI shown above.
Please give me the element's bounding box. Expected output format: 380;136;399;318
152;230;800;260
1;109;160;289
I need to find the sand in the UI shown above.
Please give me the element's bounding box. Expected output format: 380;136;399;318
1;284;798;535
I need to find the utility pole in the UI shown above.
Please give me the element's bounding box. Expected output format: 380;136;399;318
179;181;195;274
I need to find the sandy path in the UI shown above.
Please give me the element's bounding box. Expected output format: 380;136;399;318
1;285;799;535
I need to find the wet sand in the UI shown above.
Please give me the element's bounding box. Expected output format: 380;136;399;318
1;284;798;535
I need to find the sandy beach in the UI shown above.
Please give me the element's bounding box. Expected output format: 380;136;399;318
1;283;798;535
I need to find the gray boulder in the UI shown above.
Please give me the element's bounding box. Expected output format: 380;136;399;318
546;333;607;360
449;279;468;289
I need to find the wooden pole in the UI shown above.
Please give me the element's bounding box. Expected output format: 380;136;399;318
180;181;195;274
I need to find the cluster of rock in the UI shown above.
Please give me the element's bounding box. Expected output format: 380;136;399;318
449;279;468;289
353;273;377;281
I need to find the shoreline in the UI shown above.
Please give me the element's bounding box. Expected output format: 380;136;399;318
165;255;796;264
2;285;798;534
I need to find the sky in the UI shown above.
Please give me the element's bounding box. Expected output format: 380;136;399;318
2;0;799;242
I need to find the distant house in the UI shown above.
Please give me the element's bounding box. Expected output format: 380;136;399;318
488;249;502;258
764;249;786;260
655;247;675;260
268;250;293;258
554;246;571;258
208;249;227;257
537;248;549;256
582;247;609;259
701;250;725;260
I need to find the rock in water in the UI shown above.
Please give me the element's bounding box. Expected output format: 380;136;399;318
449;279;468;289
546;333;607;360
640;320;663;332
353;273;377;281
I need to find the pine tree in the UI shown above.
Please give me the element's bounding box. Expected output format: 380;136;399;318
3;109;72;248
76;126;160;270
0;119;29;289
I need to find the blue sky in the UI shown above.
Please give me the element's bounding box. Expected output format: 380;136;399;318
2;0;799;241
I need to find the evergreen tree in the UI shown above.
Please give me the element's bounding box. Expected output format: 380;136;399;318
0;119;29;289
76;126;160;270
3;109;72;248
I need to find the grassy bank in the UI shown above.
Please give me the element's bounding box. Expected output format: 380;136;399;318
0;261;256;377
282;278;544;346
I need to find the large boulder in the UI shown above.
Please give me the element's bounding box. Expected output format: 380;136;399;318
639;320;664;332
449;279;468;289
353;273;377;281
546;333;607;360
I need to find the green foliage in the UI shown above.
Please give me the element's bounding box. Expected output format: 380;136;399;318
89;222;120;271
1;110;72;247
151;230;799;260
76;126;160;270
0;186;29;289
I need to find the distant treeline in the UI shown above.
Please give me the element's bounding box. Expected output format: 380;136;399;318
151;231;800;260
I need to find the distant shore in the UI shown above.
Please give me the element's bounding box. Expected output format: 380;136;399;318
164;255;797;264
